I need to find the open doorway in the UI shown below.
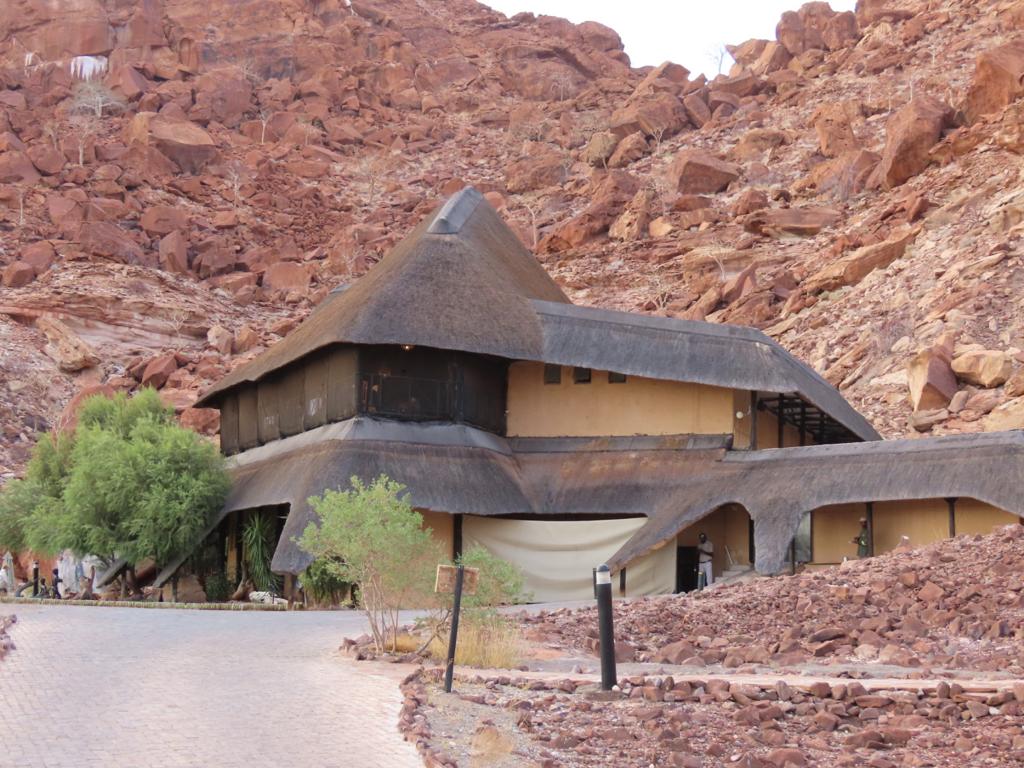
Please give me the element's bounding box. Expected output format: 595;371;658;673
675;503;752;592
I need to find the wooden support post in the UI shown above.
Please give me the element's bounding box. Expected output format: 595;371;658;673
619;567;626;597
750;392;759;450
865;502;874;557
452;514;464;561
946;497;957;538
799;401;807;446
777;396;785;448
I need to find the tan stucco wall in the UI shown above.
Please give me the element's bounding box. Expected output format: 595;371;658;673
955;498;1020;536
755;408;809;448
811;498;1019;564
677;505;751;577
811;503;863;564
506;362;735;437
421;510;455;560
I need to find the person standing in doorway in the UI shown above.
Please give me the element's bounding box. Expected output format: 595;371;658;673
697;532;714;588
852;518;870;558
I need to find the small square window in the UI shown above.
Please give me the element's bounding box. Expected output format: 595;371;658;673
608;372;627;384
543;364;562;384
573;367;592;384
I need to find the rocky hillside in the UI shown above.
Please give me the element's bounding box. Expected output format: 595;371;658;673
3;0;1024;477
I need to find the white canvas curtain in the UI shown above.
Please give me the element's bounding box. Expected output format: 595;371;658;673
463;517;675;602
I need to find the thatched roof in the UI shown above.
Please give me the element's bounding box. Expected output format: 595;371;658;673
605;431;1024;575
183;418;1021;580
198;187;569;402
195;187;879;441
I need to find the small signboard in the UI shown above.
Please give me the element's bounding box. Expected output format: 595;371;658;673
435;564;479;596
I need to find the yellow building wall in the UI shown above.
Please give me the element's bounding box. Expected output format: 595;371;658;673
755;408;809;448
677;505;750;577
954;498;1019;536
811;498;1020;565
811;503;863;564
873;499;948;552
421;510;455;560
506;362;734;437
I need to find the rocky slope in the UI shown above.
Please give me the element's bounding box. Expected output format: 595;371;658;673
3;0;1024;476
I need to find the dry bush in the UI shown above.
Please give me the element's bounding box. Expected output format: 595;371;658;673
428;614;522;669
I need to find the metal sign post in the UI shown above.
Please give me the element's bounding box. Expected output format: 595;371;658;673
444;565;464;693
595;563;617;691
435;564;480;694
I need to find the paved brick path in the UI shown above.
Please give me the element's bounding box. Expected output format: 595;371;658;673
0;605;421;768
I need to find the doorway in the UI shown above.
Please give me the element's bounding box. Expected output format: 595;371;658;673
675;546;699;593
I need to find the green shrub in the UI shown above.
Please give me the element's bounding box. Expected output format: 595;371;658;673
243;509;281;593
302;557;352;607
299;475;443;652
0;388;230;570
203;571;232;603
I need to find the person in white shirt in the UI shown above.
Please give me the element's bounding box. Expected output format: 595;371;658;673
697;532;714;588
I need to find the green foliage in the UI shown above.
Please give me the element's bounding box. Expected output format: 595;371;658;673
243;509;280;593
204;571;232;603
0;388;229;569
456;544;527;615
0;478;34;552
300;475;443;651
302;557;352;607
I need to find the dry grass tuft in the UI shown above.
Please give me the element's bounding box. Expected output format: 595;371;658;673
429;615;522;669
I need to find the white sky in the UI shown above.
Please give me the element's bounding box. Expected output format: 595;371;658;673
483;0;857;77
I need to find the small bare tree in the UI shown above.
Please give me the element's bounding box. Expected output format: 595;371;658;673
520;201;540;250
70;81;126;118
68;113;99;166
257;109;273;144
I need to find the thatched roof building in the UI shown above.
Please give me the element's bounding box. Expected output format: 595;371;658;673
185;188;1024;601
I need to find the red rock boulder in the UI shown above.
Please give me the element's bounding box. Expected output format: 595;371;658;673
965;41;1024;123
668;150;740;195
867;97;952;190
125;113;218;174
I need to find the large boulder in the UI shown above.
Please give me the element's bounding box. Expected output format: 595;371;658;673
777;3;859;56
125;113;218;174
867;97;952;189
78;221;145;264
36;315;100;373
190;72;254;128
141;205;188;236
2;261;35;288
907;338;957;413
964;42;1024;123
804;226;919;292
539;171;639;252
263;262;312;293
951;350;1013;388
668;150;740;194
609;93;688;140
0;151;42;184
812;103;859;157
159;230;190;274
505;146;566;193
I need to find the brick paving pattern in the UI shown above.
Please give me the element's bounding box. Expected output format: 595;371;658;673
0;605;421;768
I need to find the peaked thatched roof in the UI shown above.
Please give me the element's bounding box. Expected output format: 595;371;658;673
199;188;569;402
149;417;1019;584
196;187;878;440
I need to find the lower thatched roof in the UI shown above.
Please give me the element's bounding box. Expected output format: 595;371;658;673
205;419;1024;579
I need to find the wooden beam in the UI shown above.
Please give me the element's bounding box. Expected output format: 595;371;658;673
453;513;464;560
865;502;874;557
799;400;807;446
750;391;759;450
946;498;957;538
777;395;785;448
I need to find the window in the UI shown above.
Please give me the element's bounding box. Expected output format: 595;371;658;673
543;364;562;384
608;372;627;384
573;367;592;384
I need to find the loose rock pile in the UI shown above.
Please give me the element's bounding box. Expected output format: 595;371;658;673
522;525;1024;675
402;668;1024;767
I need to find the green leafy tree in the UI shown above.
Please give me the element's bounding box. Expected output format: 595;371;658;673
0;388;229;573
0;478;34;552
300;475;443;652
